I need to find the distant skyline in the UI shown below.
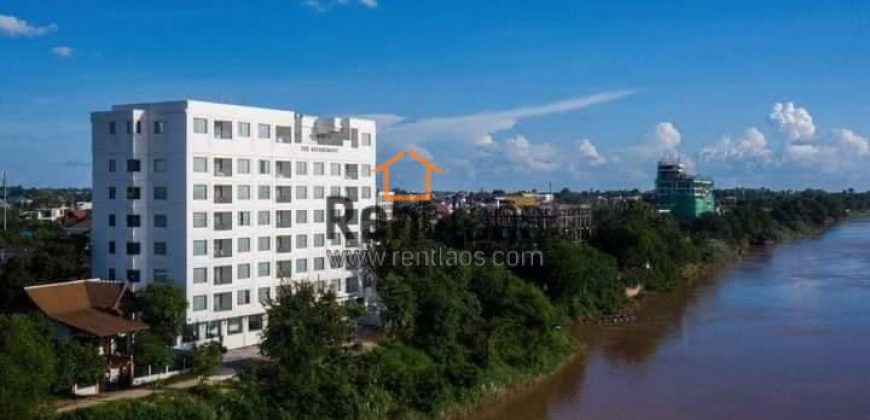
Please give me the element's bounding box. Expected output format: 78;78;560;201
2;0;870;190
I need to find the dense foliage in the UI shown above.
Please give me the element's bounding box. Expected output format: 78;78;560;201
42;190;870;419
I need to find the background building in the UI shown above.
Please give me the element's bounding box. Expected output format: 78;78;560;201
654;158;715;220
91;100;377;349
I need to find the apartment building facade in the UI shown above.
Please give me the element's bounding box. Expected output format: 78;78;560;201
91;100;377;349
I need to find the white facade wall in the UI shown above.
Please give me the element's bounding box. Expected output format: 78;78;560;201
91;100;377;349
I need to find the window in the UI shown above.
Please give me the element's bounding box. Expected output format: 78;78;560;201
193;212;208;228
238;264;251;280
314;210;325;223
362;186;372;199
109;121;116;135
276;186;292;203
330;186;341;197
276;161;292;178
238;185;251;200
238;211;251;226
108;241;116;254
249;314;264;331
346;187;359;202
227;317;243;334
314;257;325;271
277;260;293;278
277;235;292;253
193;240;208;256
154;159;167;173
314;233;325;247
313;162;325;175
351;128;359;148
214;239;232;258
127;159;141;172
108;159;116;173
296;161;307;175
259;160;271;174
193;157;208;173
108;269;116;280
258;123;271;139
237;290;251;305
257;262;270;277
238;237;251;253
258;287;271;304
276;210;292;228
193;184;207;200
154;214;167;227
127;242;141;255
296;209;308;224
257;211;270;226
154;120;165;134
214;158;232;177
193;267;208;284
136;120;142;134
214;212;233;231
193;118;208;134
154;186;168;200
154;242;167;255
296;234;308;249
214;293;232;312
330;163;341;176
108;214;116;227
215;185;232;203
238;122;251;137
214;266;232;285
276;125;293;143
193;295;207;311
296;259;308;273
238;158;250;174
258;185;271;200
127;214;141;227
214;120;232;139
346;276;360;294
154;269;169;282
258;236;271;251
361;164;372;177
108;187;116;200
296;186;308;200
362;132;372;146
313;186;325;199
126;120;133;134
345;164;358;180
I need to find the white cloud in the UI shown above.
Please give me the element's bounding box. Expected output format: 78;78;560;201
834;128;869;156
375;90;635;150
0;14;57;38
502;135;559;172
769;102;815;144
303;0;378;11
51;46;74;57
577;138;606;165
700;127;772;163
650;121;681;149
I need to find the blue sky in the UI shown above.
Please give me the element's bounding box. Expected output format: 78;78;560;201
2;0;870;191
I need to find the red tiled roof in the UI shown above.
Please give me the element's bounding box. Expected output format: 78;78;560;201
24;279;147;337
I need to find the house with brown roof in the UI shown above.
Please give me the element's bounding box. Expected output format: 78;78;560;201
24;279;148;392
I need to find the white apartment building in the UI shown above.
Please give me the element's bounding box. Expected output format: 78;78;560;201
91;100;377;349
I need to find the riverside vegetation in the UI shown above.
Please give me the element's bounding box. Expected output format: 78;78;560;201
3;190;870;419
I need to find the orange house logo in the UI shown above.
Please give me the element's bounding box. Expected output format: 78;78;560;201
373;149;443;202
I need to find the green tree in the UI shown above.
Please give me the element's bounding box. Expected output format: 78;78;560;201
190;342;222;383
53;339;106;394
0;315;56;419
137;282;187;343
134;331;174;371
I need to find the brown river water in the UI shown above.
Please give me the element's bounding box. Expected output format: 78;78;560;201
467;218;870;420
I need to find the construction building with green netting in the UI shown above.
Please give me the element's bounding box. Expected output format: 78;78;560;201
655;158;715;220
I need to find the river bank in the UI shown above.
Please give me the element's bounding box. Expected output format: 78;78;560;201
457;214;859;420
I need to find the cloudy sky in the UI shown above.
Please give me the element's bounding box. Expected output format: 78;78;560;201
2;0;870;191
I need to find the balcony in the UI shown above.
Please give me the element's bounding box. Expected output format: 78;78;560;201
214;239;233;258
344;164;358;180
276;186;292;203
214;158;233;177
214;212;233;231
